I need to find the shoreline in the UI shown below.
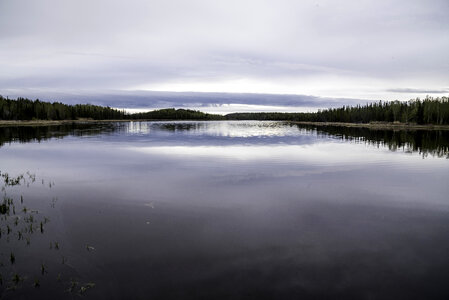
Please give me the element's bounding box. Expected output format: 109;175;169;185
0;119;132;127
289;121;449;130
1;119;449;130
0;119;215;127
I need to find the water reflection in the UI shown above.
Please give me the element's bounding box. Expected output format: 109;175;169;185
153;121;299;138
293;124;449;158
0;123;118;147
1;121;448;158
0;121;449;299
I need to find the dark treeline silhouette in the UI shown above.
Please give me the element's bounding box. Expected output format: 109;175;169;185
293;123;449;158
2;95;449;124
0;96;126;120
227;97;449;125
0;96;223;121
129;108;225;120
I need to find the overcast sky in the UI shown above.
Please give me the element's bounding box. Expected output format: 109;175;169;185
1;0;448;110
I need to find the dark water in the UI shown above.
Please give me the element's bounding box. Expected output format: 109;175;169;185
1;121;449;299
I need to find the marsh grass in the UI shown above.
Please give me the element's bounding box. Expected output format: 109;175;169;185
0;170;95;298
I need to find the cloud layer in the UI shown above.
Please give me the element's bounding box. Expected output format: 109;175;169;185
1;0;448;108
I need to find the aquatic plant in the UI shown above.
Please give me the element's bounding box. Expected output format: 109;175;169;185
0;170;96;297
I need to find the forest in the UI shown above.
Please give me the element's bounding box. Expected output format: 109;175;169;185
227;97;449;125
0;96;126;120
129;108;224;120
1;95;448;125
0;96;222;121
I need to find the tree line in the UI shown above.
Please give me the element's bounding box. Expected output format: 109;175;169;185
227;97;449;125
129;108;224;120
0;96;223;121
1;95;449;124
0;96;126;120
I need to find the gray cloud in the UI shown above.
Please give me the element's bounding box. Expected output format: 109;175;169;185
0;89;367;110
1;0;448;106
387;88;449;94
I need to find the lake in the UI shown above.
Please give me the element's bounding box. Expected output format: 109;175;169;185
1;121;449;299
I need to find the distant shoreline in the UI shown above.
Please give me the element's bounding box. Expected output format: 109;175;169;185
2;96;449;126
0;119;131;127
1;119;449;130
0;119;222;127
289;121;449;130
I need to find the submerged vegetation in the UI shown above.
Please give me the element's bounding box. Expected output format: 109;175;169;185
1;95;449;125
0;171;95;298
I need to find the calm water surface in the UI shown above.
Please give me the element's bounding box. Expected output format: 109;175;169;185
1;121;449;299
